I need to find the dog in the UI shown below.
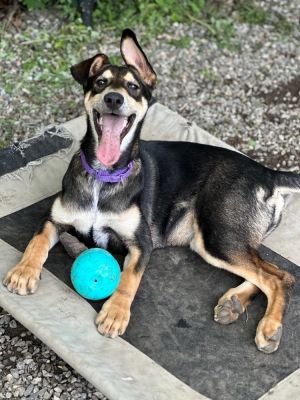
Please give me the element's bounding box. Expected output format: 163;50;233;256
3;29;298;354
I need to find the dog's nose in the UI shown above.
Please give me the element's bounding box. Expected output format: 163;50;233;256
104;92;124;110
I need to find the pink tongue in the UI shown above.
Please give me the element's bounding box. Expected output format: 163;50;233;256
96;114;127;167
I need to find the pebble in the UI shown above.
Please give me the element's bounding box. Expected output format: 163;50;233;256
44;392;52;400
8;321;17;329
24;384;34;396
11;370;19;379
5;374;13;383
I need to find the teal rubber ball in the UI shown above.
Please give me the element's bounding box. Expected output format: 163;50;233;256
71;248;121;300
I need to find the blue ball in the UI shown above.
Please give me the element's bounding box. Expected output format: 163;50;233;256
71;248;121;300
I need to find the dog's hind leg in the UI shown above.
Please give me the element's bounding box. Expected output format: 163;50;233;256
217;203;289;319
214;280;260;325
190;222;295;353
3;220;58;295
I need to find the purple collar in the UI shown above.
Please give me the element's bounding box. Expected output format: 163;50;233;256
80;150;134;183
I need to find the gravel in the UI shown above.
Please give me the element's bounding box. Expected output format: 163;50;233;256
0;308;107;399
1;0;300;398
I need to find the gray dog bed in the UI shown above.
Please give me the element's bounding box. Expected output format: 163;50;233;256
0;103;299;400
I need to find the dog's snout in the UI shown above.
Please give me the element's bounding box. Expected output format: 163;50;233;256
104;92;124;110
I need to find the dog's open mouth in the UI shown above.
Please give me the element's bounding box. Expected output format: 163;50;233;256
93;110;136;167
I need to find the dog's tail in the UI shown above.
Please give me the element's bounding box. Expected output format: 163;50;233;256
274;170;300;193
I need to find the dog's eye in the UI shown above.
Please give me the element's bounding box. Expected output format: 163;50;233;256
127;82;139;91
95;78;107;88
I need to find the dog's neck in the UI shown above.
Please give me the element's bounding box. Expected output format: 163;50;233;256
80;150;134;183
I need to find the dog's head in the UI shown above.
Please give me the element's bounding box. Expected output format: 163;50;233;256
70;29;156;168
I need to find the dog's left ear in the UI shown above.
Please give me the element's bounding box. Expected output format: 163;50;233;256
70;53;110;86
120;29;156;88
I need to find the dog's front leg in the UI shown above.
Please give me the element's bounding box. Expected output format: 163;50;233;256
96;229;152;338
3;221;58;295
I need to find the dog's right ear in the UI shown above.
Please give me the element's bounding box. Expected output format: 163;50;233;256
70;53;110;86
120;29;156;88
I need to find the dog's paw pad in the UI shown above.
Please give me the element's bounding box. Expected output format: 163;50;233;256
3;265;40;296
214;295;244;325
95;298;130;339
255;319;282;354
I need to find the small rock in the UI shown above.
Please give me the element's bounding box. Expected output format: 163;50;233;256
32;377;41;385
8;320;17;329
43;391;52;400
24;384;34;396
6;374;13;383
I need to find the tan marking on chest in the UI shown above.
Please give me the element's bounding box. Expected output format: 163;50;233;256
95;205;141;239
51;197;97;234
52;198;141;239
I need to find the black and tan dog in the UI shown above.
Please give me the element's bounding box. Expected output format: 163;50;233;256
4;29;299;354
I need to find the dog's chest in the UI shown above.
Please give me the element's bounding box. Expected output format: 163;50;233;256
51;197;140;246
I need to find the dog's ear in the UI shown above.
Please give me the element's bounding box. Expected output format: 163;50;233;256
70;54;110;86
120;29;156;88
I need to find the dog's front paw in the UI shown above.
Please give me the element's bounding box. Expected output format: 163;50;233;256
255;317;282;354
3;263;41;295
95;294;131;338
214;295;244;325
